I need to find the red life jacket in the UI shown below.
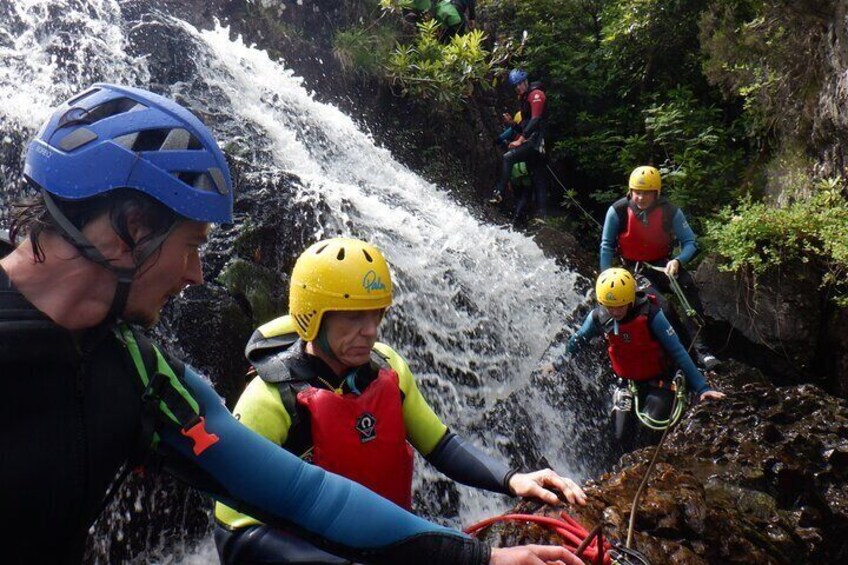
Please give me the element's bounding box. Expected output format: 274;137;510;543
615;199;673;262
296;368;414;509
602;297;670;381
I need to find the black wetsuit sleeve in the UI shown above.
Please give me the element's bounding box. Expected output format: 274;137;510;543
426;431;515;495
157;366;490;565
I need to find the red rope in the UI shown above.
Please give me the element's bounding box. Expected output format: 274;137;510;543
465;512;611;565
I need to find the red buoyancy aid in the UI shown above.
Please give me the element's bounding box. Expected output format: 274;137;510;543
296;368;414;509
618;204;672;262
605;299;669;381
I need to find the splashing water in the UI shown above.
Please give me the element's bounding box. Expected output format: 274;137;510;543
0;2;601;559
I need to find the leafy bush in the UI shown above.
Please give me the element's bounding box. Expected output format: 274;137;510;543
385;21;499;106
705;180;848;305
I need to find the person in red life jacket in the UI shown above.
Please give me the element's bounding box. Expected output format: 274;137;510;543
0;84;582;565
214;237;587;565
564;269;725;446
600;166;720;370
489;69;549;224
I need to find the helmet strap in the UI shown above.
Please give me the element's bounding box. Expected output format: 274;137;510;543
42;189;136;322
315;322;341;364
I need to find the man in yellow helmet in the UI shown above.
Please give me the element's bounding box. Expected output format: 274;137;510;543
215;237;587;565
600;166;720;370
564;268;725;446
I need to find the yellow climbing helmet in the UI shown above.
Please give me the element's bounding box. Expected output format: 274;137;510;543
628;166;662;193
595;268;637;308
289;237;393;341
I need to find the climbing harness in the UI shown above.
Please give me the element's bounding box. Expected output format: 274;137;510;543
546;164;603;230
628;373;687;432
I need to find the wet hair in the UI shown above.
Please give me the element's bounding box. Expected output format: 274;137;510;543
9;185;181;267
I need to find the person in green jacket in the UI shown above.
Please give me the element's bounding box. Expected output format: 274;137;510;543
435;0;476;36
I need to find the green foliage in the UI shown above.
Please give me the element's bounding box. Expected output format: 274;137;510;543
700;0;836;143
633;87;747;224
705;180;848;306
386;23;498;107
333;25;398;75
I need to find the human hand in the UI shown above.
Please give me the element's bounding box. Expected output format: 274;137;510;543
699;390;725;402
508;139;523;149
508;469;587;506
490;545;583;565
665;259;680;278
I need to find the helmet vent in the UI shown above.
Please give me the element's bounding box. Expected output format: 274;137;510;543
337;248;345;261
58;128;98;151
83;97;145;125
173;171;216;193
294;312;314;333
362;250;373;262
315;244;329;255
121;128;201;152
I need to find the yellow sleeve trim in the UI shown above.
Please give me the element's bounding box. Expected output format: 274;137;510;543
214;377;292;528
374;342;448;456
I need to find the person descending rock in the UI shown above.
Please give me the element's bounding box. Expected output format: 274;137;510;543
565;269;725;447
215;237;587;565
489;69;549;224
0;83;582;565
600;166;720;370
492;112;535;225
434;0;476;37
402;0;434;26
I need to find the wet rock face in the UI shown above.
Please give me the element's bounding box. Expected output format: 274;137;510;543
475;362;848;563
694;256;848;394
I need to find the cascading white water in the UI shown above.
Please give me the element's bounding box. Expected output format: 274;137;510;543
1;1;602;560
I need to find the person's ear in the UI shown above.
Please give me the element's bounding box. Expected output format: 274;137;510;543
120;207;152;252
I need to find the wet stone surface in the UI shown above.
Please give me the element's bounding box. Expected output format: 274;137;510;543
476;361;848;563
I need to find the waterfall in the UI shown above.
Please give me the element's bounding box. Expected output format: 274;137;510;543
0;1;602;560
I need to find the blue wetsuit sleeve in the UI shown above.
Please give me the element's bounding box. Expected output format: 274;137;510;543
600;207;620;271
649;312;710;395
672;209;698;265
497;126;515;146
567;312;601;356
158;367;489;565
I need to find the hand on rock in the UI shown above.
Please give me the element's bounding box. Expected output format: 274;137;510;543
509;469;587;506
699;390;726;402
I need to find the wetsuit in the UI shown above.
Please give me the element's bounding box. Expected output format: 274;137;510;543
215;316;515;565
0;267;490;565
496;125;533;225
600;197;709;360
493;82;549;220
567;293;711;442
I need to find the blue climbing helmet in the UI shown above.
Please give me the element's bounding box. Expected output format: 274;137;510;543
24;83;233;223
508;69;528;86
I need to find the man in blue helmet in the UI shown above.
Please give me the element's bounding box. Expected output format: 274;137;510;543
489;69;549;225
0;84;583;565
